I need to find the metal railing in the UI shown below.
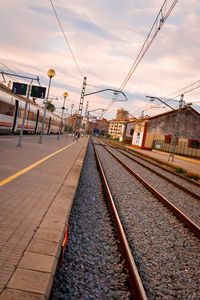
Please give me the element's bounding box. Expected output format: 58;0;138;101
152;139;200;158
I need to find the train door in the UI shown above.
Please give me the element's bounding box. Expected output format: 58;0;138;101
34;110;39;133
11;100;19;133
47;117;52;134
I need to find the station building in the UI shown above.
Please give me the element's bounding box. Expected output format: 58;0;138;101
122;106;200;158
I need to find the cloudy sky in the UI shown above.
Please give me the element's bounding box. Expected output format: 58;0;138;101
0;0;200;119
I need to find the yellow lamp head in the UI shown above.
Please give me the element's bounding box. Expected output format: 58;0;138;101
47;69;56;78
63;92;68;98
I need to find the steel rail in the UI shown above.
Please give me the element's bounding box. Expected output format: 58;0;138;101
108;144;200;200
99;141;200;240
105;139;200;188
92;140;148;300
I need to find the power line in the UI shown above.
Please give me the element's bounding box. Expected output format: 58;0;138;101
162;79;200;101
0;61;18;75
49;0;84;78
0;61;43;85
0;61;20;83
113;0;179;101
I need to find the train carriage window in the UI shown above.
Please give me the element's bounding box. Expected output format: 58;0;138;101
29;112;32;120
20;109;25;118
20;109;23;118
53;120;59;127
0;100;15;116
164;135;171;144
28;111;37;121
32;112;37;121
188;139;200;149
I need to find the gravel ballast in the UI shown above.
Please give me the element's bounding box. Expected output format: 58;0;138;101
107;145;200;226
50;139;131;300
94;138;200;300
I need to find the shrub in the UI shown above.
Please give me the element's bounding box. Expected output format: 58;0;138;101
175;168;185;174
185;172;199;181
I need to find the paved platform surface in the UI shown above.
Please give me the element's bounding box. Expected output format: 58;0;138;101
0;134;88;299
128;147;200;176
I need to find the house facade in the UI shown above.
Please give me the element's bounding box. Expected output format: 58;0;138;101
108;119;125;138
129;106;200;158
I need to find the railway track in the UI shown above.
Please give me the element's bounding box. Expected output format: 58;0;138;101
51;139;138;299
105;139;200;189
107;142;200;199
103;140;200;188
93;141;147;300
93;137;200;299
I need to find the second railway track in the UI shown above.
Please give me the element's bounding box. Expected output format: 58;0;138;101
97;138;200;231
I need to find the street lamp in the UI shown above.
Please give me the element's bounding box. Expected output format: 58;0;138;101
39;69;55;144
70;103;74;115
58;91;68;140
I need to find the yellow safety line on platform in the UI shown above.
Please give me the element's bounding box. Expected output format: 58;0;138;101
0;142;76;187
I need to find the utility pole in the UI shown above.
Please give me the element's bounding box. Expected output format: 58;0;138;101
66;104;74;136
74;76;87;141
168;94;184;162
84;101;89;136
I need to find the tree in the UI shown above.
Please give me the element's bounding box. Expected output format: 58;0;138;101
100;130;105;136
47;102;55;112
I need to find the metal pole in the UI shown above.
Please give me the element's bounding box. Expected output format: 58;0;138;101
73;76;87;142
168;94;184;161
57;97;66;140
67;104;74;137
17;84;32;147
146;96;175;110
70;104;74;116
39;77;52;144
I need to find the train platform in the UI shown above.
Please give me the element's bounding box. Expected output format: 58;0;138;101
0;134;88;299
127;147;200;177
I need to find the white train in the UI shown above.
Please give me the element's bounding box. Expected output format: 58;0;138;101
0;83;62;135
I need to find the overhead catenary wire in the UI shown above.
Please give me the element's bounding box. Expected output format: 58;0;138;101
161;79;200;102
113;0;179;102
49;0;84;78
0;61;20;83
0;61;44;85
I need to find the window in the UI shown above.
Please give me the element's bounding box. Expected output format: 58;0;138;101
188;139;200;149
0;100;14;116
27;111;37;121
130;129;134;135
165;135;171;144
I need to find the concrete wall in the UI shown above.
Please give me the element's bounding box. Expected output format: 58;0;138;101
147;108;200;139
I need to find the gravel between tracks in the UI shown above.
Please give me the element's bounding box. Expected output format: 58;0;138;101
50;140;131;300
108;146;200;227
94;139;200;300
119;147;200;198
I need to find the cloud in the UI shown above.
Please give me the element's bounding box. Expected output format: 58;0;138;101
0;0;200;118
